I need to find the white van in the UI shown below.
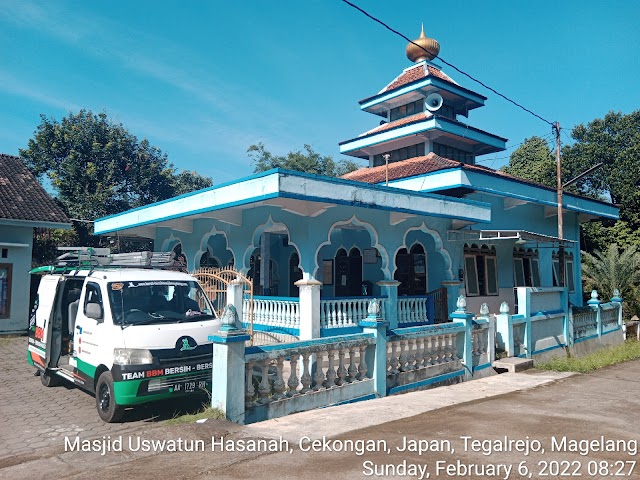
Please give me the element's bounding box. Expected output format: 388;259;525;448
27;258;219;422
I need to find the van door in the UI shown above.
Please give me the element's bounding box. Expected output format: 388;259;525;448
28;275;63;369
74;281;111;388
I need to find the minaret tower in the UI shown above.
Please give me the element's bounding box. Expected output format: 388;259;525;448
339;26;507;171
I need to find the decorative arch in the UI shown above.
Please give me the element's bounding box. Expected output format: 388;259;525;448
313;215;390;280
161;233;182;255
241;215;302;276
195;225;234;269
395;222;453;280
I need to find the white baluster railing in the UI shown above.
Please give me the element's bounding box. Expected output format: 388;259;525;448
320;297;387;329
244;334;375;408
244;296;300;330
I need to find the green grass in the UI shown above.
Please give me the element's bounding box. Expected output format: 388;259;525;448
538;340;640;373
164;405;226;425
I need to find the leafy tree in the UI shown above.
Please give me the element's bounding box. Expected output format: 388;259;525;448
562;111;640;250
172;170;213;196
581;244;640;317
248;142;361;177
20;110;212;254
501;136;557;188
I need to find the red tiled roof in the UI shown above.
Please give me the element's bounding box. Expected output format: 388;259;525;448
341;153;462;184
359;112;433;137
382;64;457;94
341;153;568;192
0;154;69;224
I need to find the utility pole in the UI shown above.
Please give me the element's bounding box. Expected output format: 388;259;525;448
554;121;565;289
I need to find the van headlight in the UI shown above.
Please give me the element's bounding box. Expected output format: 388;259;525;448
113;348;153;365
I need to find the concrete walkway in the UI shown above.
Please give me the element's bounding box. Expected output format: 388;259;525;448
5;359;622;480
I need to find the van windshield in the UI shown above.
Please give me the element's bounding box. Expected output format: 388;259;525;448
107;280;216;326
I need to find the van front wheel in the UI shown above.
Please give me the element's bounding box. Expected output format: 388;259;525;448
96;372;125;423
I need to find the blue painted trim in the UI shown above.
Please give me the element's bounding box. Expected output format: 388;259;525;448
531;309;565;317
321;326;363;336
252;295;299;302
517;353;527;358
245;333;375;355
277;191;491;224
339;117;506;152
390;322;465;336
392;168;618;218
321;295;388;301
602;326;621;336
387;369;465;394
208;333;251;343
244;323;300;336
574;333;599;344
473;362;492;372
279;169;489;209
323;393;377;408
397;321;435;328
97;168;281;222
532;343;566;355
359;77;487;109
95;168;493;234
95;191;281;234
359;319;390;328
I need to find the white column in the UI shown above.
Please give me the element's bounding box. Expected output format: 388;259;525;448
227;278;244;329
295;277;322;340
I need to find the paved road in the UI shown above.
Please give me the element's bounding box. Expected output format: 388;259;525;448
0;336;206;459
3;340;640;479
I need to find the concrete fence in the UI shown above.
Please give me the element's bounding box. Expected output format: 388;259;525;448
210;295;497;424
496;287;623;362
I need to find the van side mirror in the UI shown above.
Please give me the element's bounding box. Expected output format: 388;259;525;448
85;302;103;321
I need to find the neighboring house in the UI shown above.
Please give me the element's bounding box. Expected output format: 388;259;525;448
93;29;617;337
0;154;70;334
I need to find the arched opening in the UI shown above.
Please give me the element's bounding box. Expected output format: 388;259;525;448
199;248;220;268
335;247;363;297
394;243;427;296
248;249;279;296
289;252;303;297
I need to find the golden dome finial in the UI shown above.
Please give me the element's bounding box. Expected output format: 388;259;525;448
406;24;440;63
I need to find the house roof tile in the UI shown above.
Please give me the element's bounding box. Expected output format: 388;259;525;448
0;154;70;224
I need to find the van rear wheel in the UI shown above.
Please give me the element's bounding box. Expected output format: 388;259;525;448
96;372;125;423
40;369;59;387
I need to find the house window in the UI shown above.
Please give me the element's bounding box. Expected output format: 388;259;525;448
552;250;575;293
1;249;7;258
390;99;424;122
432;142;475;164
464;244;498;296
0;264;12;318
513;248;541;287
373;143;425;166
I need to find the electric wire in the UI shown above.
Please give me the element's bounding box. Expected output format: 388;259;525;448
340;0;555;127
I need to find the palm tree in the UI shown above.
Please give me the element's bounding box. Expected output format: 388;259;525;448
581;243;640;317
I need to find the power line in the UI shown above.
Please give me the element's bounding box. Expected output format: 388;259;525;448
340;0;555;127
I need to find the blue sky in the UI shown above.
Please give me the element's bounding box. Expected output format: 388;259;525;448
1;1;639;183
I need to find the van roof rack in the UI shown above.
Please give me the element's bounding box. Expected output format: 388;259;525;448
30;247;185;274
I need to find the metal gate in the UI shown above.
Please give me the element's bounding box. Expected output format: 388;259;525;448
191;267;254;339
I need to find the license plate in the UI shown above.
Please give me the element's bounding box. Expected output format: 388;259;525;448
171;380;208;393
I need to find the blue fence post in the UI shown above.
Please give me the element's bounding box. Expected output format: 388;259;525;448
611;289;623;329
450;295;474;379
588;290;602;339
359;299;389;397
209;308;250;424
377;280;400;330
566;303;575;348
